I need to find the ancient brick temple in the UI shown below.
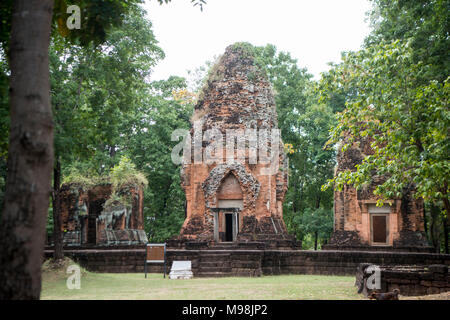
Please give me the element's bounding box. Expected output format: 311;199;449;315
173;44;297;248
58;183;148;246
325;135;431;251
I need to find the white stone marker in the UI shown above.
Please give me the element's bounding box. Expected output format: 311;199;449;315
169;261;193;279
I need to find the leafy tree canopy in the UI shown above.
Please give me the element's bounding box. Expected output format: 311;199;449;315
321;40;449;217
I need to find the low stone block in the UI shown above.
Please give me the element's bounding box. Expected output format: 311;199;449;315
169;261;193;279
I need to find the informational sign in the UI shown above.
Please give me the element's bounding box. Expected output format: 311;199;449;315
145;243;166;278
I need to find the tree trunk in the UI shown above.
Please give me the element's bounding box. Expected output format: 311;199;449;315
314;231;318;251
314;195;320;250
442;194;450;225
443;215;449;254
52;157;64;260
0;0;54;300
430;205;441;253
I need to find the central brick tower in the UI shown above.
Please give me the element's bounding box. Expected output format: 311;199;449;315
172;44;298;248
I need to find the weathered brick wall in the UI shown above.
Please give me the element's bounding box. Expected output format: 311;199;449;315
356;263;449;296
382;265;449;296
59;183;90;245
58;183;147;246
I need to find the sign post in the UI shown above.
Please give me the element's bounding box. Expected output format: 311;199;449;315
145;243;166;278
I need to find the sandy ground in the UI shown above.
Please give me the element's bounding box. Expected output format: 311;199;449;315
401;291;449;300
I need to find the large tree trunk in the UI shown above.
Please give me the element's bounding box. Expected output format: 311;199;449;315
0;0;54;300
52;157;64;260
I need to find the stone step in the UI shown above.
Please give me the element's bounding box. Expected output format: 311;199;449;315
199;258;231;264
199;254;231;261
197;267;232;273
199;254;231;259
195;272;233;278
199;252;232;256
199;261;231;267
208;243;237;248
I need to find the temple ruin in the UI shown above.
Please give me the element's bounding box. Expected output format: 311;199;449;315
57;182;148;246
324;135;432;252
171;44;299;249
44;44;449;280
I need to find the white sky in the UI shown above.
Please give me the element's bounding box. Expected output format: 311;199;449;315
142;0;373;81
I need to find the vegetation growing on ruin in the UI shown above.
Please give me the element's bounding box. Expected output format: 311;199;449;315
110;156;148;190
196;42;269;107
63;156;148;209
62;166;106;191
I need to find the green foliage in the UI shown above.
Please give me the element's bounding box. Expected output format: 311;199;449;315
251;45;336;243
52;0;145;47
47;5;188;242
318;0;450;251
321;41;449;213
1;0;148;55
293;207;333;250
110;156;148;189
0;0;12;55
63;157;147;210
62;164;106;190
46;206;54;239
51;4;164;176
125;76;193;242
366;0;450;83
157;0;207;11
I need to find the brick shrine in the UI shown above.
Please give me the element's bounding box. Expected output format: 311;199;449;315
171;44;299;248
324;135;432;252
57;182;148;246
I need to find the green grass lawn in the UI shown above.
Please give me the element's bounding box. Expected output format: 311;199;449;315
41;272;363;300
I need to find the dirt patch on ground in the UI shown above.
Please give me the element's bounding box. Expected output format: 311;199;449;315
42;257;88;282
401;291;450;300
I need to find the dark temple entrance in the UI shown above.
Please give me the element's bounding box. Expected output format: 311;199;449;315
87;199;105;244
214;173;243;242
225;213;233;242
372;214;388;244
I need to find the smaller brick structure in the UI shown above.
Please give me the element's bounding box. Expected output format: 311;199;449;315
58;182;147;246
356;263;450;297
325;135;433;252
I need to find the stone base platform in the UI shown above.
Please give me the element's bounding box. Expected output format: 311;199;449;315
44;246;450;278
166;239;302;251
322;244;435;253
356;263;450;296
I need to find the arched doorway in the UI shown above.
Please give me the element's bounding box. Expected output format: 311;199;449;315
215;173;243;242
